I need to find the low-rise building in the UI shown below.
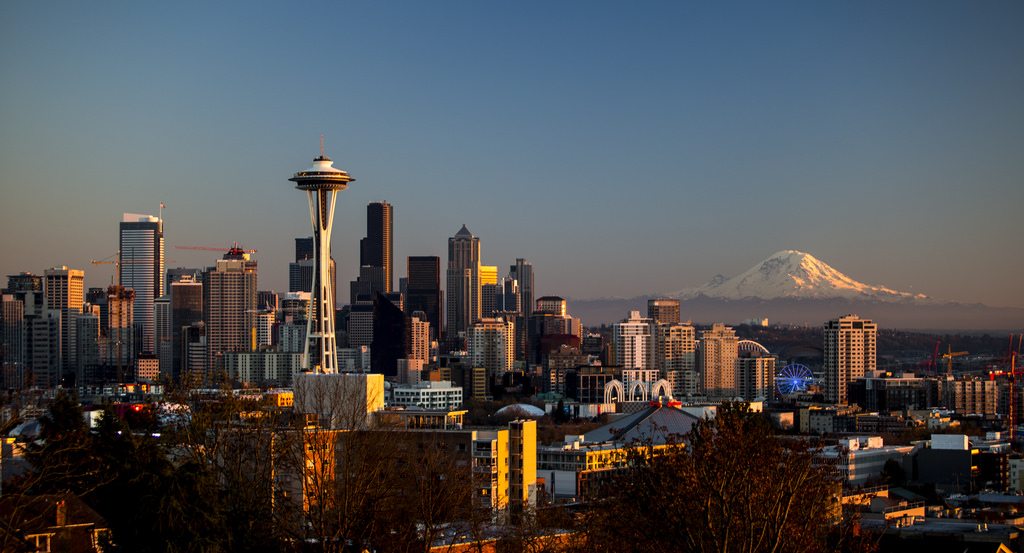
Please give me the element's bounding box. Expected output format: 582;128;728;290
818;436;914;487
390;380;463;411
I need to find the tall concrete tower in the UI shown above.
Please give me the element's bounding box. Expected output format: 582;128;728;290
289;149;354;373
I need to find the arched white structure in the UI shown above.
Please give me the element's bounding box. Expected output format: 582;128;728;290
604;380;625;404
651;379;672;398
628;380;648;402
738;339;770;355
606;378;676;403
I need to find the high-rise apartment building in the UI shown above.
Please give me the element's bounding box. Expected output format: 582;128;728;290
406;256;441;341
647;298;680;326
360;202;393;294
824;315;877;404
700;324;739;399
119;213;164;354
409;315;430;365
468;317;515;374
736;354;774;401
613;311;653;370
446;225;481;347
44;266;84;386
203;254;257;378
655;323;697;397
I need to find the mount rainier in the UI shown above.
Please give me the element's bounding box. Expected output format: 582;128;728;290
669;250;933;303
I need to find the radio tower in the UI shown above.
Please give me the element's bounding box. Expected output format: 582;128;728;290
289;141;355;373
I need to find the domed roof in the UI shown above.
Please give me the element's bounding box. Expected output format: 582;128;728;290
495;403;545;418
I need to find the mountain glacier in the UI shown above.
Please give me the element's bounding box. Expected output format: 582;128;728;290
669;250;932;303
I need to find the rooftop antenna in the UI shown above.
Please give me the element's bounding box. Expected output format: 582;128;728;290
320;135;324;157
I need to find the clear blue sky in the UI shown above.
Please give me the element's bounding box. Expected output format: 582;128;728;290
2;1;1022;307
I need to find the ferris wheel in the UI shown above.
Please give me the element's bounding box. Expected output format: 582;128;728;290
776;363;814;395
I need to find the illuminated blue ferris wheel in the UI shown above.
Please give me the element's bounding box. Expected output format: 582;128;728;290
776;363;814;395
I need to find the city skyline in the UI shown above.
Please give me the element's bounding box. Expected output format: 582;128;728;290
2;2;1023;309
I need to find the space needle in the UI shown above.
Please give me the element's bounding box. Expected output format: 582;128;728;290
289;142;355;373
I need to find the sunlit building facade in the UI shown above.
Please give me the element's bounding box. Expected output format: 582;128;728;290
824;315;877;405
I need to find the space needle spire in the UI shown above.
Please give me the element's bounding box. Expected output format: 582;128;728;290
289;145;355;373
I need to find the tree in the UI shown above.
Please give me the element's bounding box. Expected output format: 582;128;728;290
881;458;905;488
587;403;855;553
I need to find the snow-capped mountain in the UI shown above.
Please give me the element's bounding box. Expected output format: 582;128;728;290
669;250;932;303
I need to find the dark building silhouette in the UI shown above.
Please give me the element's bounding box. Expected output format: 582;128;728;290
371;292;410;377
170;276;203;381
295;236;314;261
290;237;335;301
360;201;393;294
405;256;442;341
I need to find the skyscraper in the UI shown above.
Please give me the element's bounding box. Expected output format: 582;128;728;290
406;256;441;341
154;295;172;380
44;266;84;386
1;293;25;389
480;265;498;318
360;202;393;294
76;311;101;386
171;275;203;381
119;213;164;354
295;237;314;261
824;315;877;404
203;253;257;378
510;259;534;318
289;150;354;373
446;225;481;347
370;292;410;377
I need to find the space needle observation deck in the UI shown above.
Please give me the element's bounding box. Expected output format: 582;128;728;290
289;151;355;373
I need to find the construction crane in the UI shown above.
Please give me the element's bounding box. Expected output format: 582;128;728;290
1003;334;1023;442
174;241;256;259
942;346;969;376
90;252;174;383
928;341;940;377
